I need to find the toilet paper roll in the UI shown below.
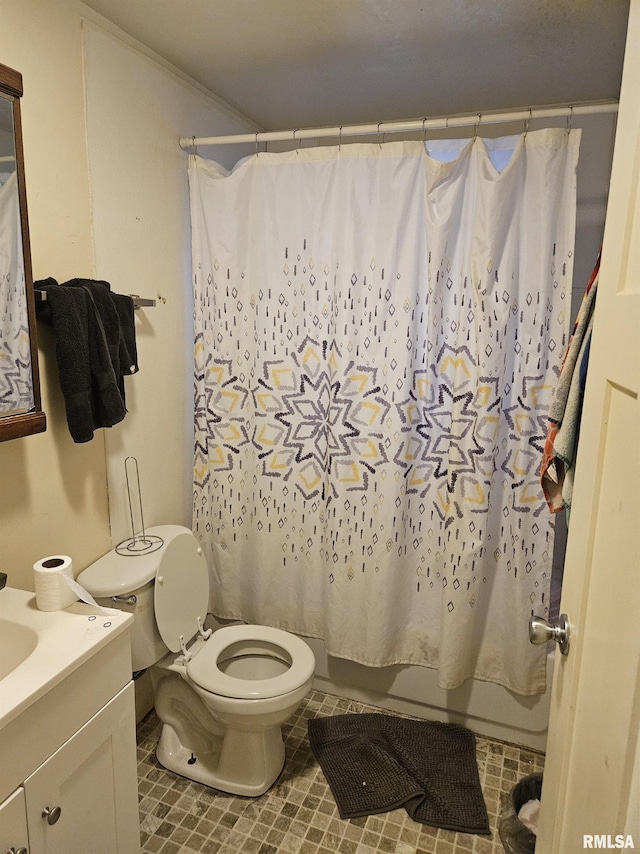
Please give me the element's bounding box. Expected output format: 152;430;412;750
34;555;77;611
33;556;112;614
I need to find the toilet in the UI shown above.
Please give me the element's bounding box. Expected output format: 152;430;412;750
77;524;315;796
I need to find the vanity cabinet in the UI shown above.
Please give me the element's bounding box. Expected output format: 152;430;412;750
1;683;139;854
0;595;140;854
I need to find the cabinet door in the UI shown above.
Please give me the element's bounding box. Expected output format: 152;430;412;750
0;787;29;854
25;682;140;854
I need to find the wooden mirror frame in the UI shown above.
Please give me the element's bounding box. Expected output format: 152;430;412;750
0;63;46;441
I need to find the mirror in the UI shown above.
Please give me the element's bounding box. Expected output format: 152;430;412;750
0;63;45;441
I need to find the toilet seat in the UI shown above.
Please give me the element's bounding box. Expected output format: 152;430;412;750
186;624;315;700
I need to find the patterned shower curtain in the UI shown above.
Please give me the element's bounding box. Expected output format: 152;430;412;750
189;129;580;695
0;172;33;414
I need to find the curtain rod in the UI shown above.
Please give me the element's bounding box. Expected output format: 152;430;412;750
180;100;618;149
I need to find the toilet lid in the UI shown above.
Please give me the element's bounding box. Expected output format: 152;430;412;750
154;532;209;652
186;624;315;699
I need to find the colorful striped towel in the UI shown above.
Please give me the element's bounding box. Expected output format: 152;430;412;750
541;257;599;518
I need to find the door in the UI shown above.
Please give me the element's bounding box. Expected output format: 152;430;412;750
24;683;140;854
537;2;640;851
0;787;29;854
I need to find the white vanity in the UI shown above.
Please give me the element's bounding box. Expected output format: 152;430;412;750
0;587;140;854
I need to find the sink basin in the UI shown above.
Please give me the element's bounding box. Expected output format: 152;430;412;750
0;619;38;679
0;587;133;729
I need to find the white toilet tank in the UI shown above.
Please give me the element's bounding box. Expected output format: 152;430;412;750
77;525;205;671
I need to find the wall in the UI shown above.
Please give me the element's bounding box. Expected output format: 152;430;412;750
82;22;256;545
0;0;111;590
0;0;254;589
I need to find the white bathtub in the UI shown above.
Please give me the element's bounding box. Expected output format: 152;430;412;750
305;638;554;752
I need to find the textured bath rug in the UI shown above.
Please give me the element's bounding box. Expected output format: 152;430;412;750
308;713;490;835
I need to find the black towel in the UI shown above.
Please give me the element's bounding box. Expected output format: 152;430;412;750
111;292;138;374
66;279;122;376
35;278;127;442
65;279;138;404
308;713;490;836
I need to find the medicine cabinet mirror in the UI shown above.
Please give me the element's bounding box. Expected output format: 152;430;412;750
0;62;45;440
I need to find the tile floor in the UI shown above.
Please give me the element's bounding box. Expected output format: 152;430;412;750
137;689;544;854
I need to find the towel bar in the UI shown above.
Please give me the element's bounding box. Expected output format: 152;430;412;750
35;291;156;310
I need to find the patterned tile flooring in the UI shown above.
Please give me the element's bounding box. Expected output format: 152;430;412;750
137;690;544;854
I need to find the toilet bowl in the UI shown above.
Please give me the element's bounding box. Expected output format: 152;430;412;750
77;524;315;796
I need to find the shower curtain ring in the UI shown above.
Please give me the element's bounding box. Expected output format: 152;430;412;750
422;117;428;144
524;107;532;138
339;124;342;151
377;121;383;149
192;136;198;155
293;128;300;154
566;105;574;134
473;113;482;142
255;131;259;156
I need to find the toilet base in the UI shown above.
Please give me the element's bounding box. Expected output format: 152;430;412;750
156;720;286;797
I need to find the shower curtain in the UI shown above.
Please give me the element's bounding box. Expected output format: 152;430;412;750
189;129;580;695
0;172;33;414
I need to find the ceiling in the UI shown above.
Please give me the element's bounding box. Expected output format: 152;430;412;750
82;0;630;131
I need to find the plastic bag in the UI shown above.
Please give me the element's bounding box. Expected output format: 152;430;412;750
498;773;543;854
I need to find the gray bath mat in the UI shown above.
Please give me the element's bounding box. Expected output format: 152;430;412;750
308;713;490;835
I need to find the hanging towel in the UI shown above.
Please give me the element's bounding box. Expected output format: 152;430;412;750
111;291;139;397
34;277;136;442
65;279;138;405
541;257;599;516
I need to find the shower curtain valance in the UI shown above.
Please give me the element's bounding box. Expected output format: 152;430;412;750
190;129;580;695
